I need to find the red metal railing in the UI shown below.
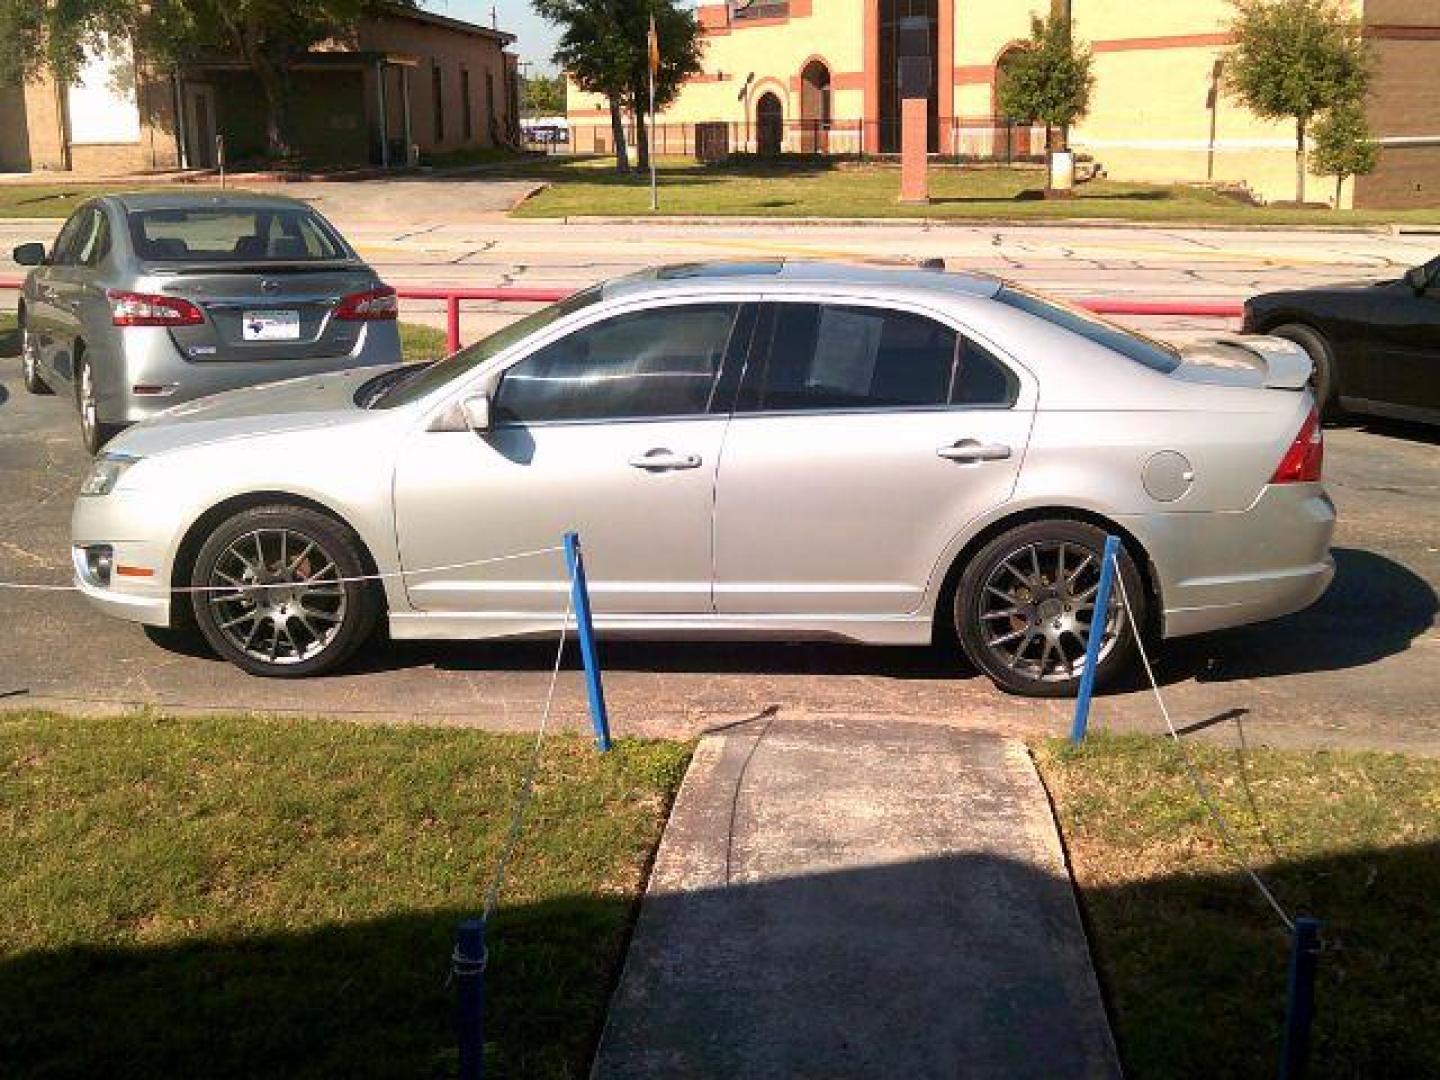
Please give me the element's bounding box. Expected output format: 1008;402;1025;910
0;277;1244;355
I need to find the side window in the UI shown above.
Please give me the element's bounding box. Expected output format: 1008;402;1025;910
77;210;111;267
495;303;742;424
50;210;91;266
743;303;958;411
952;337;1019;407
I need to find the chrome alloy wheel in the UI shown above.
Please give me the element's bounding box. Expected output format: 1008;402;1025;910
206;528;347;666
978;540;1121;683
21;324;38;384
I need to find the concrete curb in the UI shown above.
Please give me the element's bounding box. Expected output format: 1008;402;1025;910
546;213;1398;235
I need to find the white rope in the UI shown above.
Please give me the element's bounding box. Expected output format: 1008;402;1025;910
1111;557;1296;933
0;544;566;594
482;585;573;924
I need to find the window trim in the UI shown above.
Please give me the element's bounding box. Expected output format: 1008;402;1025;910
733;295;1024;418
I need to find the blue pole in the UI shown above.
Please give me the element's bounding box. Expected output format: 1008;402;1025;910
563;531;612;752
1279;917;1322;1080
1070;534;1122;745
454;918;487;1080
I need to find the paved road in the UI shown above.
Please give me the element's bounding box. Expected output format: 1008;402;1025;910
0;330;1435;752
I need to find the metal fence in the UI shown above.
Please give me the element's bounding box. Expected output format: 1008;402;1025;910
567;116;1052;164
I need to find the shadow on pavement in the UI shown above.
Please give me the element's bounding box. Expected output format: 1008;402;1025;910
3;844;1435;1078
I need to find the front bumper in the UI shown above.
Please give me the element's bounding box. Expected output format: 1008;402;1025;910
1124;483;1337;639
72;488;181;628
71;545;172;627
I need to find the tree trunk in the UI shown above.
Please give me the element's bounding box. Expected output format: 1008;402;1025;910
634;108;651;172
608;97;630;173
249;51;292;160
1335;174;1344;209
1295;116;1306;205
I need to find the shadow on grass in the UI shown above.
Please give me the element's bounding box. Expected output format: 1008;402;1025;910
3;843;1435;1077
928;188;1177;207
0;894;633;1079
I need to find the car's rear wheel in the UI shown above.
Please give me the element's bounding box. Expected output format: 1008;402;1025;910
1269;323;1337;414
190;505;380;678
20;310;53;395
75;353;121;454
955;520;1147;698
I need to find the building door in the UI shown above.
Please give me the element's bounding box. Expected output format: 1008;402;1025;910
185;85;216;168
799;61;831;153
756;93;783;156
878;0;938;153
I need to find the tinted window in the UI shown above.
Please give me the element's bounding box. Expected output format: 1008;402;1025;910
994;285;1181;374
75;209;111;267
126;207;347;262
496;304;741;424
51;209;94;266
741;303;1014;411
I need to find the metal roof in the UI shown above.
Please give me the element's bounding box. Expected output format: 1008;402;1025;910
604;259;1004;301
106;191;312;212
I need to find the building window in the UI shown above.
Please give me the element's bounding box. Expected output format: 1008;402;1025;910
734;0;789;20
432;62;445;143
461;68;473;140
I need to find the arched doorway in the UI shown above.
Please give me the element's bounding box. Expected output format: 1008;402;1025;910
756;92;783;156
799;60;831;153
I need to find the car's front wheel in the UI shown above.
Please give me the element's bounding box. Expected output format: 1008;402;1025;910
190;505;381;678
955;520;1147;698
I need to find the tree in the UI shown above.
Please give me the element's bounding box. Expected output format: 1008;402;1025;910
536;0;703;173
0;0;410;161
1226;0;1369;205
1310;99;1378;207
994;14;1094;190
522;73;567;118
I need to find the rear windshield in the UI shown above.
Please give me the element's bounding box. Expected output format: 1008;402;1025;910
994;285;1181;374
127;207;349;263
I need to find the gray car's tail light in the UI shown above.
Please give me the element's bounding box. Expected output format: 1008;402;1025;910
108;290;205;327
334;285;398;321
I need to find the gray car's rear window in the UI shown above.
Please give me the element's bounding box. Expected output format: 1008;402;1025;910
126;207;348;263
994;285;1181;373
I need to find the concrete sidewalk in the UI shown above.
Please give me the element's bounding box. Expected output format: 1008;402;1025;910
593;714;1120;1079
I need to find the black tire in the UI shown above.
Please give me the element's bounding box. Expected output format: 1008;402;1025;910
190;504;381;678
955;519;1147;698
1268;323;1338;415
19;309;53;394
75;352;122;455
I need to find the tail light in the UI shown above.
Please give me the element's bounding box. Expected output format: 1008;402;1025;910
1270;406;1324;484
334;285;398;321
108;290;204;327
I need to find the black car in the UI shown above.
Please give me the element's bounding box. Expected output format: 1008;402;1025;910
1242;254;1439;425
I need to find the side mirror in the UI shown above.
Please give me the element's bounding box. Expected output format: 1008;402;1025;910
1404;265;1433;294
12;242;46;267
461;392;492;433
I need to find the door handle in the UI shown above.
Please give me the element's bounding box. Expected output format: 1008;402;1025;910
628;449;702;471
938;440;1012;463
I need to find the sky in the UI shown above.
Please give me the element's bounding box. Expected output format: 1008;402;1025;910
420;1;563;75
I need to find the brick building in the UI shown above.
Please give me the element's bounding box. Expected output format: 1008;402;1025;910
0;5;519;174
566;0;1439;208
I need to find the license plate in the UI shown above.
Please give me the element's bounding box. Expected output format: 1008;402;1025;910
242;309;301;341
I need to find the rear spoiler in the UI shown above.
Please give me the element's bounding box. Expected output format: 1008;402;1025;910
1193;334;1314;390
143;260;362;276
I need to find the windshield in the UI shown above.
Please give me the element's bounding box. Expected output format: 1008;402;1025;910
127;206;350;263
368;285;603;409
994;285;1181;374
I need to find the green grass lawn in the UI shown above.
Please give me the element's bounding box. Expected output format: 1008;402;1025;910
505;156;1440;226
0;184;180;219
1034;735;1440;1078
0;711;690;1078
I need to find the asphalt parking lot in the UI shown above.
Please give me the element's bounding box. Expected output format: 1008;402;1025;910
1;335;1437;753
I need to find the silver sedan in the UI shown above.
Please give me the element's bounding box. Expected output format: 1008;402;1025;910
14;192;400;454
70;261;1335;696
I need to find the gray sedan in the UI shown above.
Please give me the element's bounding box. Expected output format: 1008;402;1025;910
14;192;401;453
71;261;1335;696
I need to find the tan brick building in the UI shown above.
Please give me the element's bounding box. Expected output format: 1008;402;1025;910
0;5;519;174
568;0;1439;208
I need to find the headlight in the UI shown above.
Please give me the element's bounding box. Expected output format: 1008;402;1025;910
79;453;141;497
